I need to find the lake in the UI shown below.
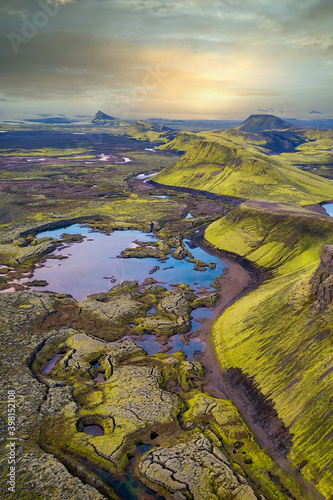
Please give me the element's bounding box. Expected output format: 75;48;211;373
24;225;226;301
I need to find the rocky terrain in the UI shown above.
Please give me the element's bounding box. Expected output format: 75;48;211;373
310;245;333;310
0;286;304;499
1;120;332;499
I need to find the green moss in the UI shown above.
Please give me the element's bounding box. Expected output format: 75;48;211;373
154;140;333;205
39;337;187;477
205;206;333;495
182;393;303;499
123;121;176;143
280;132;333;166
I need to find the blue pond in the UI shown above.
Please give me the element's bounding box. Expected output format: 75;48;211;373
323;203;333;217
122;308;212;360
29;225;226;301
30;224;222;360
126;332;207;360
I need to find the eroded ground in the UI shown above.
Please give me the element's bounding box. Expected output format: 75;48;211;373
0;129;327;499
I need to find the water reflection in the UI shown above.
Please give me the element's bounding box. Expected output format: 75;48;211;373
41;353;64;375
18;226;226;301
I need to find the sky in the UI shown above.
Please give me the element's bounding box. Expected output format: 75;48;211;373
0;0;332;121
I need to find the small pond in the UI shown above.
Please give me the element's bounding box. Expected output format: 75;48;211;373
83;425;104;437
77;451;163;500
18;225;226;302
125;307;211;359
323;203;333;217
41;353;64;375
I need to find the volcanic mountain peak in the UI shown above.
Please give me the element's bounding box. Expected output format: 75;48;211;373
91;110;116;123
237;114;295;133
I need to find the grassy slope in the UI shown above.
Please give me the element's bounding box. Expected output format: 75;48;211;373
154;140;333;205
205;205;333;497
157;132;205;151
157;129;267;152
278;130;333;166
123;120;175;143
236;114;294;132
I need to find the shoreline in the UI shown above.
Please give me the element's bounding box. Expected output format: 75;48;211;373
190;228;324;500
0;173;326;498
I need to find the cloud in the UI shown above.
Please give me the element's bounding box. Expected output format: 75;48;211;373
0;0;332;118
257;108;276;112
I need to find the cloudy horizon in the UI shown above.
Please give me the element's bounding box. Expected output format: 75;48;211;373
0;0;332;121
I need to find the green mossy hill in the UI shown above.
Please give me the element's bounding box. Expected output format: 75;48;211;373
236;114;295;133
154;139;333;205
205;205;333;497
157;131;206;151
157;121;333;171
280;130;333;166
206;203;333;271
157;129;267;153
123;120;177;143
302;129;333;142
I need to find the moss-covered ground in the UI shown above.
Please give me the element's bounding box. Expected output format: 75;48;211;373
34;328;306;499
1;124;332;498
154;139;333;205
205;204;333;497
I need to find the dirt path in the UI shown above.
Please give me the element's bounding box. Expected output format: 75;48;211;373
244;199;330;218
189;229;325;500
133;177;325;499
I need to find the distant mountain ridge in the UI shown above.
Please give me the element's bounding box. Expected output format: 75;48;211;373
237;114;295;132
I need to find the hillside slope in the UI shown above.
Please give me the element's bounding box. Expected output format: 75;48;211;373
205;205;333;497
123;120;177;143
154;140;333;205
237;114;295;132
157;129;267;153
91;110;117;123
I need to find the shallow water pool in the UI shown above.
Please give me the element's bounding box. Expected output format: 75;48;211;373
21;225;226;301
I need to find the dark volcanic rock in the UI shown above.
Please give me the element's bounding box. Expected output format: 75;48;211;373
149;265;160;275
158;286;195;319
310;245;333;310
138;432;257;499
0;291;105;499
26;280;48;287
